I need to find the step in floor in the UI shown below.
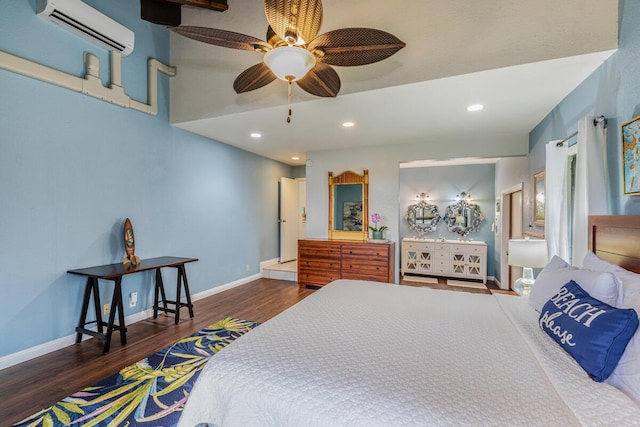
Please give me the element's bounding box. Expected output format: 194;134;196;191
263;260;297;282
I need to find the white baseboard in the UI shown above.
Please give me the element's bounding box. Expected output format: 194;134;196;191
0;274;260;371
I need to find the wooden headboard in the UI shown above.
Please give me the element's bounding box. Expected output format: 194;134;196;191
589;215;640;274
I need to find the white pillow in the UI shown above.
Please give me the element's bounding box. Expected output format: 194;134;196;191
528;255;622;312
583;251;640;403
607;329;640;403
583;251;640;304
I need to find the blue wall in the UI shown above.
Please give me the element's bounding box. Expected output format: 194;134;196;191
399;164;496;277
529;0;640;215
0;1;291;358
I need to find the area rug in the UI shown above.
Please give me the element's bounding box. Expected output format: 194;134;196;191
402;275;439;284
14;318;258;427
446;279;487;290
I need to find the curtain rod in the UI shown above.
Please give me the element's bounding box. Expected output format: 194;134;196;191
555;116;608;147
556;131;578;147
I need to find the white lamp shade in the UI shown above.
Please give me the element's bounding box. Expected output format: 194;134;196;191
263;46;316;82
508;239;548;268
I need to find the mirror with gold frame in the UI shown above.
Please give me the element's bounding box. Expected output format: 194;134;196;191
329;170;369;241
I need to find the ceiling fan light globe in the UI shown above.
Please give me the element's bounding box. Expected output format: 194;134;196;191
264;46;316;82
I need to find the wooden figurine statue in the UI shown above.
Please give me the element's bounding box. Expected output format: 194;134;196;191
123;217;141;265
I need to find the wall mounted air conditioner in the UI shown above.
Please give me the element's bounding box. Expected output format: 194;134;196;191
37;0;135;56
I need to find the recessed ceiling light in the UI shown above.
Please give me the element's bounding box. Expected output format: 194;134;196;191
467;104;484;112
342;121;355;128
250;132;262;138
291;156;300;160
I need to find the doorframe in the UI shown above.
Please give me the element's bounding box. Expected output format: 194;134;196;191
279;177;300;263
499;183;523;289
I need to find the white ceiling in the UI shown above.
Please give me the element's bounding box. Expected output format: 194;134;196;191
169;0;618;166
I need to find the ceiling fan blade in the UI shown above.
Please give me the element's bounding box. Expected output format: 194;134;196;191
264;0;322;45
233;63;277;94
169;26;271;52
308;28;406;66
296;63;340;97
266;25;287;47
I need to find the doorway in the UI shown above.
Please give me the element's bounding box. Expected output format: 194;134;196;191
279;177;306;263
499;183;523;290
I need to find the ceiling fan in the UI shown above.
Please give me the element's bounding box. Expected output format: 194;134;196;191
169;0;405;122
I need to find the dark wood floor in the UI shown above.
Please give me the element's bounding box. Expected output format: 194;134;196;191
0;277;510;426
0;278;313;426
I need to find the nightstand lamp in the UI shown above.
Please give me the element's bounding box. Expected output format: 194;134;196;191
508;238;548;296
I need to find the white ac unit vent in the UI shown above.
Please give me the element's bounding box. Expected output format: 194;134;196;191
37;0;135;56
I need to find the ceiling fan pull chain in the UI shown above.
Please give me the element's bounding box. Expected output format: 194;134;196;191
287;79;292;123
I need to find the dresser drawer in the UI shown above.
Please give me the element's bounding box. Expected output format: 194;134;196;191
298;258;340;271
342;259;388;273
341;271;390;282
403;241;434;251
298;270;340;286
432;259;450;271
342;244;389;259
432;264;450;275
433;251;449;260
451;244;484;254
299;245;341;260
433;243;451;252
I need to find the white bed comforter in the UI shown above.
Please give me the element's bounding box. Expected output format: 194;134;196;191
179;280;640;426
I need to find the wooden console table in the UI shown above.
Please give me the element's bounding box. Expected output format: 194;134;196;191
67;256;198;353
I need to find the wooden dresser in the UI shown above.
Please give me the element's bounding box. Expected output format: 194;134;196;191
298;239;395;287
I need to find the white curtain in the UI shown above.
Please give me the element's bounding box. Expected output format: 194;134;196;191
545;140;570;261
572;116;609;267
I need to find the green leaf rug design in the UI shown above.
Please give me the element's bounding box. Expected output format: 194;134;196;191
14;318;258;427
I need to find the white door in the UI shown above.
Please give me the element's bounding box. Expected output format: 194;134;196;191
279;177;299;263
500;183;523;289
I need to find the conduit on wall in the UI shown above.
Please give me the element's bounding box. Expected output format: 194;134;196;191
0;49;176;115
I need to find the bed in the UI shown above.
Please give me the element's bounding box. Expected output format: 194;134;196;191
179;216;640;426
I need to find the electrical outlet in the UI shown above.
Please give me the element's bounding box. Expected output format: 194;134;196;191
103;303;110;315
129;292;138;308
246;264;251;272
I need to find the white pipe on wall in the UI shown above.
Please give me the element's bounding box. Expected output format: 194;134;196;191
0;50;82;91
0;49;176;116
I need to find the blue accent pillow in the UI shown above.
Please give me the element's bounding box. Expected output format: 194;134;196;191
539;280;639;382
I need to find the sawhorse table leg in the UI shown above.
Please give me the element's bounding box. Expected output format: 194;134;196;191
153;264;194;324
75;277;103;344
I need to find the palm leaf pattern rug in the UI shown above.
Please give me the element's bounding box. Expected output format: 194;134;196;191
14;318;258;427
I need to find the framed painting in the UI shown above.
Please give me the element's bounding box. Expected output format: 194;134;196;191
342;201;363;231
533;170;545;227
622;115;640;196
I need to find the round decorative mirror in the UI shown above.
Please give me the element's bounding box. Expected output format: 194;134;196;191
405;201;441;237
443;198;485;237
